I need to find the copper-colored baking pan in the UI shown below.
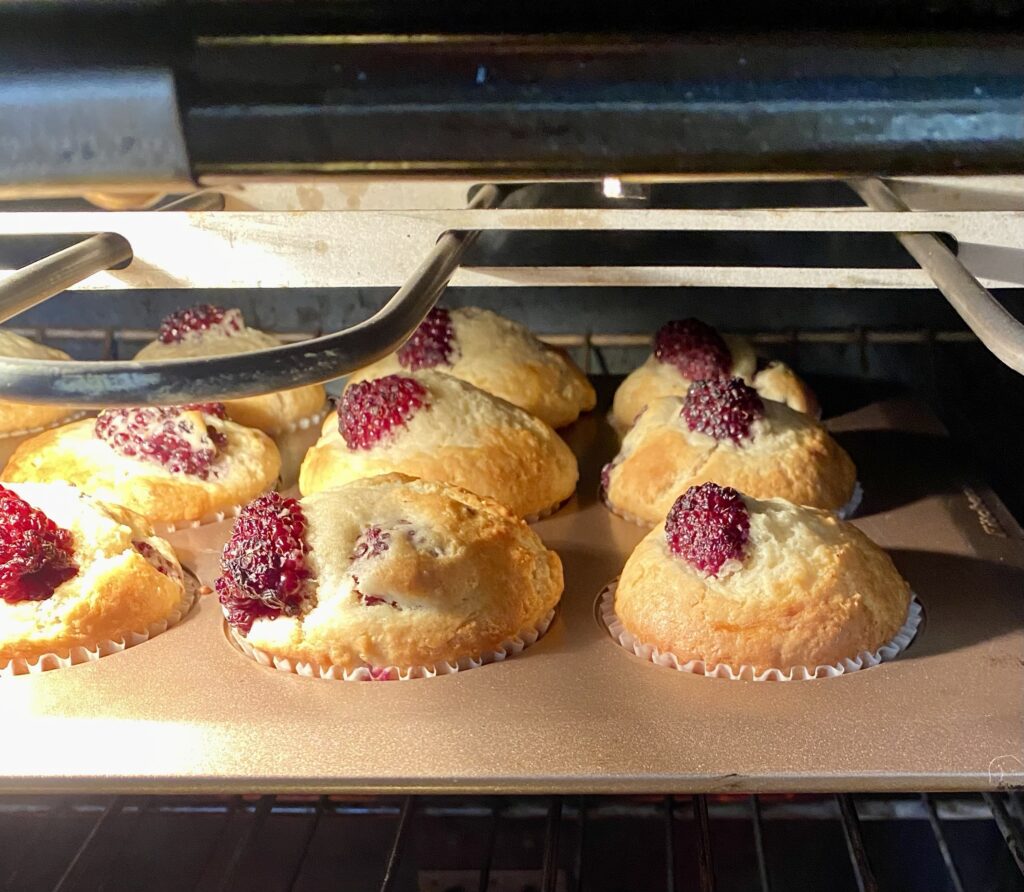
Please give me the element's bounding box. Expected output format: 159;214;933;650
0;395;1021;795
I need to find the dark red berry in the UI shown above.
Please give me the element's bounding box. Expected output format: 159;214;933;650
350;526;401;608
664;483;750;577
182;402;227;420
95;405;228;478
0;485;78;603
339;375;430;450
397;307;456;371
133;540;183;583
216;492;312;635
158;304;242;344
682;377;765;444
653;319;732;380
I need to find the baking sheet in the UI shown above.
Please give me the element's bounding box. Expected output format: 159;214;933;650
0;395;1021;794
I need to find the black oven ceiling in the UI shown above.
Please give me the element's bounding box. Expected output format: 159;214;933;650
2;3;1024;187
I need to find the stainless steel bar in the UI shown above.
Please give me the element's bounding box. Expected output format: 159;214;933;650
284;796;327;892
156;192;225;212
214;796;274;892
694;795;715;892
542;796;563;892
0;189;222;329
836;795;879;892
379;796;415;892
0;184;502;406
477;801;500;892
920;794;965;892
51;797;121;892
850;177;1024;376
664;796;676;892
0;232;131;326
750;796;772;892
983;792;1024;877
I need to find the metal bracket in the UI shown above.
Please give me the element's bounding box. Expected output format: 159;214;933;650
0;68;193;199
0;185;501;406
850;177;1024;376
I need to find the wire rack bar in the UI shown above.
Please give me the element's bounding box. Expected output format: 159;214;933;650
694;795;716;892
477;800;500;892
0;186;502;406
542;796;563;892
836;794;879;892
284;796;327;892
920;793;966;892
984;792;1024;878
852;177;1024;376
379;796;415;892
2;793;1023;888
51;797;120;892
214;796;273;892
750;796;772;892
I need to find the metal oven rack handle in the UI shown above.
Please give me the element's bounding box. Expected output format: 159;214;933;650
0;184;501;407
0;177;1022;407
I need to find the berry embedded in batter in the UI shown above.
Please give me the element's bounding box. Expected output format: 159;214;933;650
133;540;183;583
339;375;430;450
664;483;750;578
157;304;243;344
0;485;78;603
397;307;457;371
653;319;732;381
351;526;391;561
682;377;765;445
95;405;229;478
217;492;312;634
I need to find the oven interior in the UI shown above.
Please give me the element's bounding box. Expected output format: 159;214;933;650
3;12;1024;890
0;178;1020;891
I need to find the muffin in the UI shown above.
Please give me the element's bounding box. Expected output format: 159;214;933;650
2;403;281;527
135;304;327;436
603;378;855;524
0;330;79;435
0;482;189;670
610;318;818;432
217;475;563;675
349;306;596;428
299;372;578;519
614;482;911;673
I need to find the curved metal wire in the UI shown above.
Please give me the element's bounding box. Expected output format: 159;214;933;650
0;185;500;406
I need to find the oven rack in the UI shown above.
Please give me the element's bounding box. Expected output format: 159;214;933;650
0;177;1021;404
5;793;1021;892
5;323;983;383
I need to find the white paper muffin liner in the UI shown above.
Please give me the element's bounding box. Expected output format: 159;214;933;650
275;403;329;436
274;405;329;489
602;481;865;528
0;409;90;440
228;607;557;681
599;579;922;681
153;502;246;535
0;572;198;677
